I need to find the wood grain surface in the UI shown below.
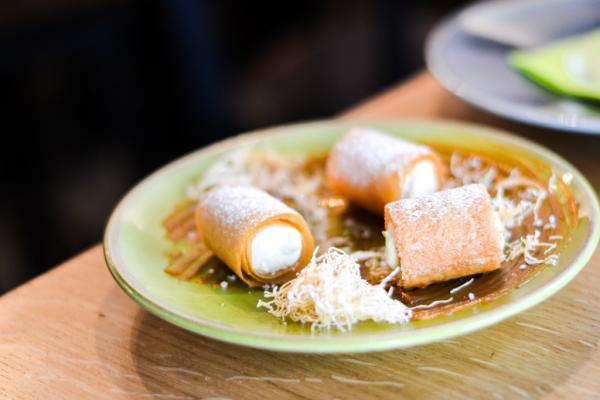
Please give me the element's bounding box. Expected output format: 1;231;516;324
2;71;600;400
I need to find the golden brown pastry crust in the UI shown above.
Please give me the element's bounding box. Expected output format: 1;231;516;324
196;186;315;286
385;184;503;288
325;128;445;214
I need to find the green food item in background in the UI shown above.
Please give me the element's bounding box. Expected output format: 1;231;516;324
509;29;600;101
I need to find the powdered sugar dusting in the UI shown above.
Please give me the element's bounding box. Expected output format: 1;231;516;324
200;186;298;240
328;128;433;190
386;184;503;287
393;183;487;223
189;150;329;242
175;141;566;324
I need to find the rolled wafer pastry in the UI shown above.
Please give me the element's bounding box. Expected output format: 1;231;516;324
384;183;504;288
325;128;445;214
195;185;315;286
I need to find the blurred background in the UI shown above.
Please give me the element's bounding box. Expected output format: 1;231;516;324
0;0;469;293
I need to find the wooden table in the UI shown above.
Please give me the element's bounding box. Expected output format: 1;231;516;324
2;72;600;400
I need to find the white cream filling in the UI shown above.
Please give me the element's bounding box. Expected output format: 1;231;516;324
384;229;399;268
251;225;302;275
402;161;438;198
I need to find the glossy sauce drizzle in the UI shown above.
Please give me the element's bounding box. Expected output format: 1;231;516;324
162;146;578;320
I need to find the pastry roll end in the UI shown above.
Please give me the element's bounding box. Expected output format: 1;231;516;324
326;128;445;214
251;224;303;275
378;152;445;208
196;186;315;286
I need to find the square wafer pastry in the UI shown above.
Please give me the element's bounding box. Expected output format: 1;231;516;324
325;128;445;214
384;183;504;288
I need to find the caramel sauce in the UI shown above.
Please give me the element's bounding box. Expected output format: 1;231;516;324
162;146;578;320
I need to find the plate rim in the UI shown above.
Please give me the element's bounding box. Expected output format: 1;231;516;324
425;9;600;135
103;119;600;353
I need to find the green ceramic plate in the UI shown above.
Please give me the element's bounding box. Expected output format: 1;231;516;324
103;120;600;353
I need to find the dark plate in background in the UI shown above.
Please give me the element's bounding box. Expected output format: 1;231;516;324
426;0;600;134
